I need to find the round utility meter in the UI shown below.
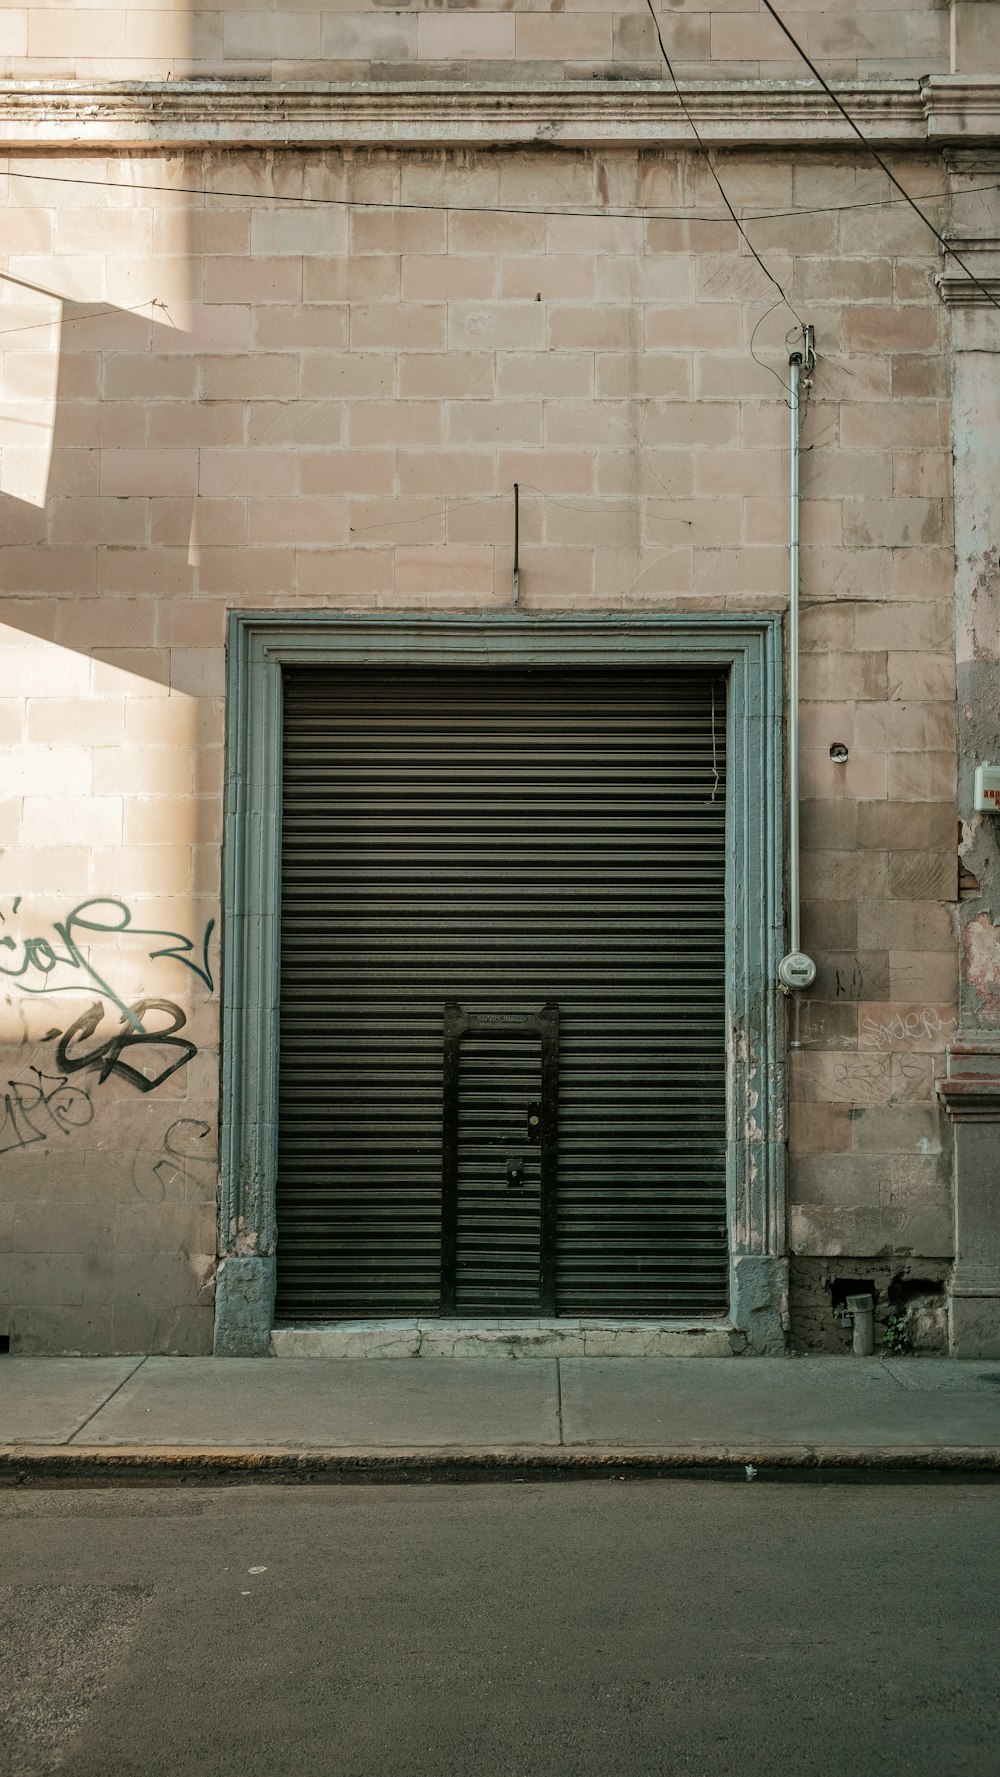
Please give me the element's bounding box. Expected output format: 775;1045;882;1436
777;951;818;991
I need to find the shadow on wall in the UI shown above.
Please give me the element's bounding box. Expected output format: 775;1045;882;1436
0;286;222;997
0;289;222;1356
0;290;214;681
0;286;222;1172
0;283;223;900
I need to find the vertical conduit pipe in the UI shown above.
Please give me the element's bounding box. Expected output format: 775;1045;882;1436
846;1294;876;1357
777;326;818;995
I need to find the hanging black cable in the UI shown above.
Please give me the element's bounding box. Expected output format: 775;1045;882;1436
757;0;1000;312
641;0;801;322
5;166;997;228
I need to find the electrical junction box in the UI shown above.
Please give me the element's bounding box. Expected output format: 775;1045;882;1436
974;764;1000;812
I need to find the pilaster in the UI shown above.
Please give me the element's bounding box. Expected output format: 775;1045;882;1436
937;1042;1000;1355
950;2;1000;77
937;181;1000;1355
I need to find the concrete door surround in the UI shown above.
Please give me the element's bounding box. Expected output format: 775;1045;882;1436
216;612;786;1358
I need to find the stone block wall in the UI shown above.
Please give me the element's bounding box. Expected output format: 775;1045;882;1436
1;0;952;84
0;140;960;1352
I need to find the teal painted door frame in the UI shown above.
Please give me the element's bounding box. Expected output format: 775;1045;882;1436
216;612;786;1355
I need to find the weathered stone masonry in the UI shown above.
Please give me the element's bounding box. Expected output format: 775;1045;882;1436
0;0;999;1356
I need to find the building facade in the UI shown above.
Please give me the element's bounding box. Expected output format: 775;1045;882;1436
1;0;999;1357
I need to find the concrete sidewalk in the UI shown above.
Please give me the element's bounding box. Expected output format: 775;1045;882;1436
1;1355;999;1483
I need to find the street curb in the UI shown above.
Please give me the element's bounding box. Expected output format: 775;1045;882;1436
2;1444;1000;1486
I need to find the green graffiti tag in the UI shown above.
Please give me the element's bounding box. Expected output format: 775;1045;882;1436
0;897;215;1033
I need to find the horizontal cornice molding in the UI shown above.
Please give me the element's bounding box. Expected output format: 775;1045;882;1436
936;1077;1000;1119
0;75;996;151
939;278;1000;306
927;76;1000;142
939;234;1000;305
937;1035;1000;1116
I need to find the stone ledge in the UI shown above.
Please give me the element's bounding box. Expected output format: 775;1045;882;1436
270;1320;736;1359
937;1032;1000;1115
0;76;974;151
927;75;1000;141
937;235;1000;306
937;1076;1000;1114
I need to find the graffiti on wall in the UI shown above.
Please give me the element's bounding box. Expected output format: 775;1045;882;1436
54;998;196;1092
860;1007;956;1052
0;1065;94;1158
0;897;216;1158
0;897;214;1027
131;1118;218;1204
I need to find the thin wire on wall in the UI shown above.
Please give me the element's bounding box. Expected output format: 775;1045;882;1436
758;0;1000;312
641;0;801;326
3;167;991;228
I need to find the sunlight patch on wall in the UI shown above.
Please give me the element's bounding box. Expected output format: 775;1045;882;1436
0;284;60;509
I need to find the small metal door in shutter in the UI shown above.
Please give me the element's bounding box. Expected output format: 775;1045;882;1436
277;666;728;1321
443;1003;559;1316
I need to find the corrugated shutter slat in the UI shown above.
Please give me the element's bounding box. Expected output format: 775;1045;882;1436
277;666;727;1320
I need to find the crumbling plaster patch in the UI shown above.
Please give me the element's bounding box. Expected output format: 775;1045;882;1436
962;910;1000;1013
954;540;1000;1021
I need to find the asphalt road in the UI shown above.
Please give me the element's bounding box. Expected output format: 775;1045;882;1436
2;1482;998;1777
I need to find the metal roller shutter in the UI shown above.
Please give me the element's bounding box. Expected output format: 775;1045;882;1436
277;665;728;1321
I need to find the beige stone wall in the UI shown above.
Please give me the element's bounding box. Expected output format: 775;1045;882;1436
6;0;952;83
0;144;957;1351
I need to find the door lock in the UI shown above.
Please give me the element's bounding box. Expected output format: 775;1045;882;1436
526;1102;541;1142
506;1156;525;1189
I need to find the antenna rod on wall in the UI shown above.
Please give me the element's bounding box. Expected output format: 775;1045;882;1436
513;483;521;607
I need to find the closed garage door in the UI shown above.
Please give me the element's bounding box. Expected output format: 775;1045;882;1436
277;665;728;1321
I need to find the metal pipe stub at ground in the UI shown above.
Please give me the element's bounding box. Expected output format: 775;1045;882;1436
845;1294;876;1358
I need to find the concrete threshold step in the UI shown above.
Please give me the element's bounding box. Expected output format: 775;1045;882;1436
270;1319;736;1358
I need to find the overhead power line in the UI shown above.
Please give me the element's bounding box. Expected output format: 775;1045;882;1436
757;0;1000;312
641;0;801;324
0;168;984;346
2;166;995;229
